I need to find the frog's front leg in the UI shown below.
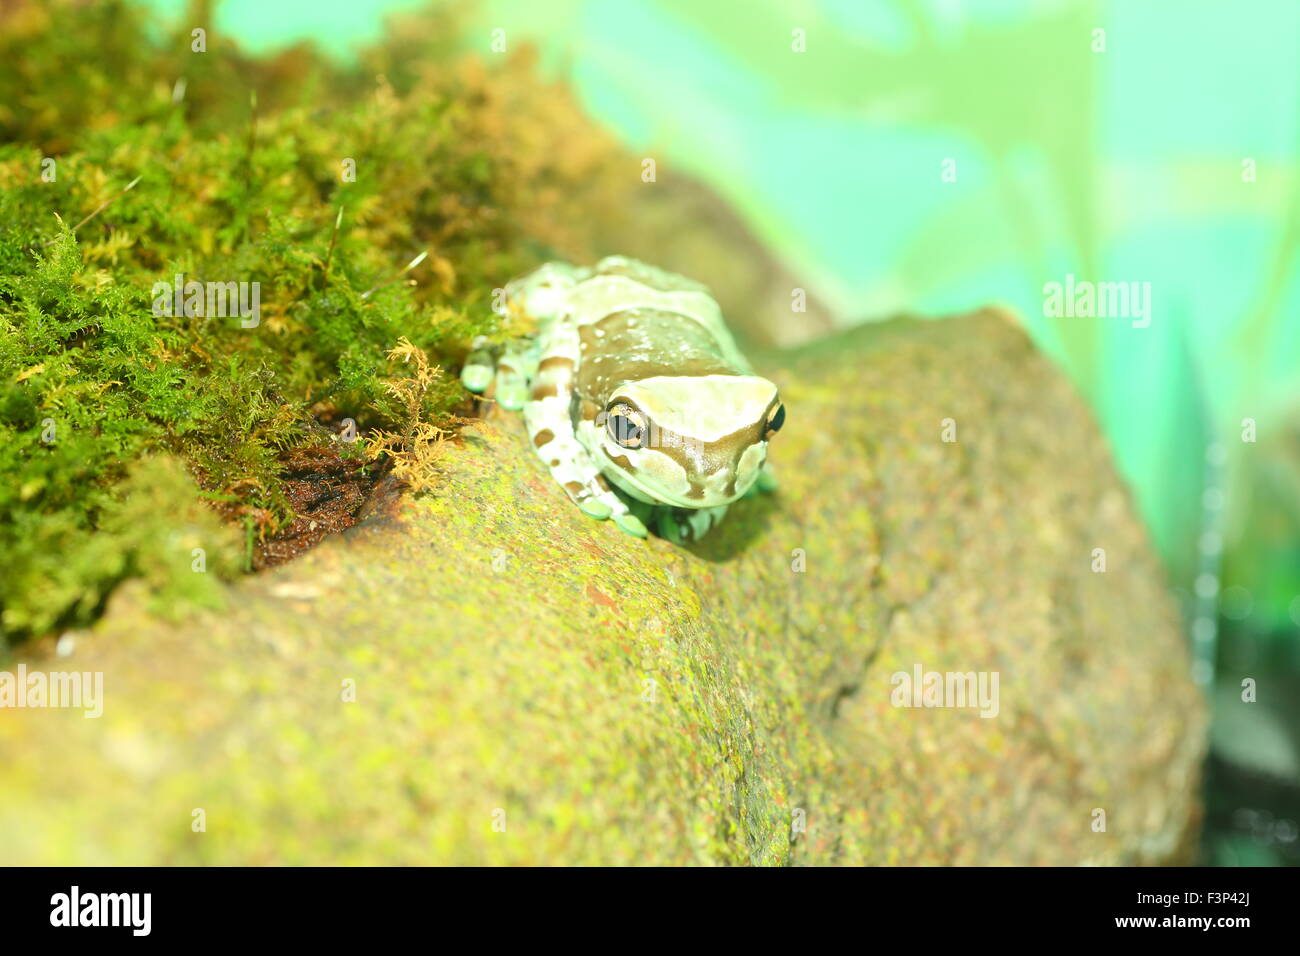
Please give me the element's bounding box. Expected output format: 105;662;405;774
522;327;649;539
655;504;730;544
463;261;587;407
654;466;778;542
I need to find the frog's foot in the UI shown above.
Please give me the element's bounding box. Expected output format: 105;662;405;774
612;511;649;538
459;336;538;410
523;396;647;539
567;479;646;538
460;337;496;394
656;504;730;544
612;498;656;539
571;501;647;537
563;476;647;538
494;337;539;411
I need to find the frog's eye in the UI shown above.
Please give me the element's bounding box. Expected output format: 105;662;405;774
606;403;646;449
765;403;786;436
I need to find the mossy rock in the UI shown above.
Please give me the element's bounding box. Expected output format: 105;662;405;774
0;309;1205;864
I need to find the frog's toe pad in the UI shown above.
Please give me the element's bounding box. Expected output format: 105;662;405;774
579;499;612;520
461;365;494;393
496;382;528;411
613;513;648;538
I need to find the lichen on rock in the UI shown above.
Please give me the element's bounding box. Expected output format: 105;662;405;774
0;310;1205;865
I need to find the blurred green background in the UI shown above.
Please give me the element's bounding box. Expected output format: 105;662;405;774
138;0;1299;864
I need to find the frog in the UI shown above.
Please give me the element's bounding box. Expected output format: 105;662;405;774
461;255;784;542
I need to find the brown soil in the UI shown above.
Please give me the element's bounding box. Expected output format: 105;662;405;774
254;441;388;570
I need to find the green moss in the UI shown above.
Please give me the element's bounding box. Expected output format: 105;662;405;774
0;0;655;644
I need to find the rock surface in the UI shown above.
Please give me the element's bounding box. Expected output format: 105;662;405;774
0;310;1206;864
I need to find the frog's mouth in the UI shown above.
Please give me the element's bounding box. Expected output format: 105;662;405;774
601;457;753;510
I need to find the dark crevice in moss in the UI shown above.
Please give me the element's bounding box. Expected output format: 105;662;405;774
247;441;389;571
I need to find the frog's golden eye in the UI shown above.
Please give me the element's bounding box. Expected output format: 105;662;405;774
765;403;786;436
606;403;646;449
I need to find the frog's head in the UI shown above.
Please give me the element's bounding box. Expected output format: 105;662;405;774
590;374;785;509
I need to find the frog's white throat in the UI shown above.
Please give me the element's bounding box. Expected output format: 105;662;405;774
596;448;766;510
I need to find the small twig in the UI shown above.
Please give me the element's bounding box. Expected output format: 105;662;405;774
360;249;428;300
243;89;258;191
239;90;259;241
43;176;141;246
247;89;258;149
323;206;344;277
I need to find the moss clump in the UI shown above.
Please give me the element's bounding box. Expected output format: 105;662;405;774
0;0;660;644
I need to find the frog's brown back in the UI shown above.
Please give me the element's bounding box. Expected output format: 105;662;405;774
573;307;740;411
